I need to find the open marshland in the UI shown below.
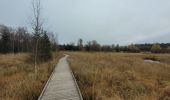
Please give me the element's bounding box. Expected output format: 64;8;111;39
68;52;170;100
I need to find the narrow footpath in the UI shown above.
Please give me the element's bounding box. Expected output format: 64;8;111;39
38;55;83;100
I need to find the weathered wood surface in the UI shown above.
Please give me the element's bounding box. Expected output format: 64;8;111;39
38;55;83;100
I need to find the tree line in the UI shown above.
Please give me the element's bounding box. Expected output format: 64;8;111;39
0;24;58;60
59;38;170;53
1;25;169;55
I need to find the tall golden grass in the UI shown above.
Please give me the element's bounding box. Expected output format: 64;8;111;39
68;52;170;100
0;52;61;100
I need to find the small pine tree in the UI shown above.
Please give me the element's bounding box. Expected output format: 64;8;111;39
1;26;11;53
151;43;161;53
39;31;52;60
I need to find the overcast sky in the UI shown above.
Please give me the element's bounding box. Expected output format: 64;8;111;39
0;0;170;45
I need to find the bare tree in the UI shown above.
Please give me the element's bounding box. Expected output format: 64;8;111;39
32;0;42;34
31;0;43;77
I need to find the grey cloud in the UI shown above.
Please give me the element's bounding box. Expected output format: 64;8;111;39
0;0;170;45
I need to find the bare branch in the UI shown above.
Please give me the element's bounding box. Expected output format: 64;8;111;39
31;0;42;34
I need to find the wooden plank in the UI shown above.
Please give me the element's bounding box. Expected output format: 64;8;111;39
38;55;83;100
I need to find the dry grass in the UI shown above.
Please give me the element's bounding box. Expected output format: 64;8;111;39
68;52;170;100
0;52;62;100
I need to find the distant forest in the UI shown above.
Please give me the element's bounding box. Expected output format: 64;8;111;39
0;24;170;54
59;39;170;53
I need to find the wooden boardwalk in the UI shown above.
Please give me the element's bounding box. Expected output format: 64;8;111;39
38;55;83;100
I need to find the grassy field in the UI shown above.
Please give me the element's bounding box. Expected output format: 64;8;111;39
68;52;170;100
0;52;62;100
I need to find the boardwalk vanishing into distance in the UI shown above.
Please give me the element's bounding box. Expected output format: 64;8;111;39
38;55;83;100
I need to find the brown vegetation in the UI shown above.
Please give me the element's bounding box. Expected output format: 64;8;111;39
0;52;61;100
68;52;170;100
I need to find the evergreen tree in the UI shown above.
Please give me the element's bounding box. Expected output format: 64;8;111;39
39;31;52;60
1;26;11;53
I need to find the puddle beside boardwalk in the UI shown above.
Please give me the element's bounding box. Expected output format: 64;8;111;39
144;59;160;63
